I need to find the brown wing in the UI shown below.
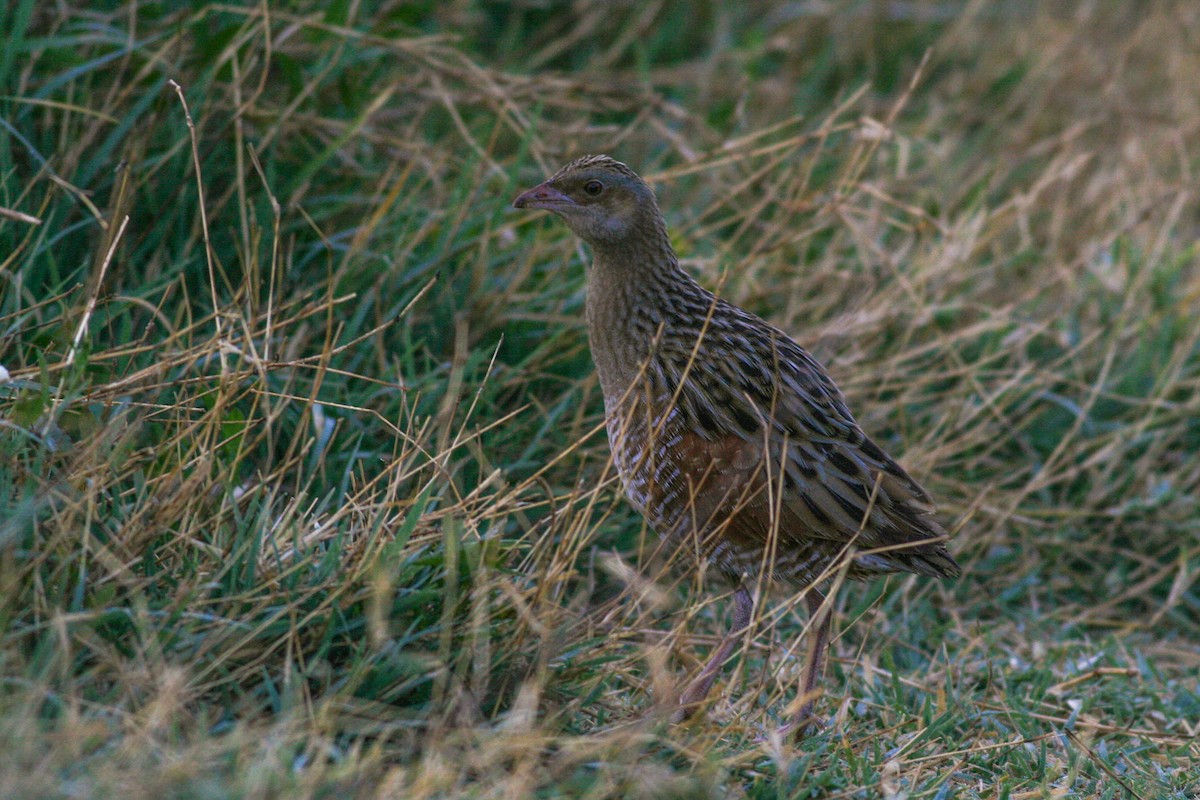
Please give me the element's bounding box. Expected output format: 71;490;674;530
650;301;960;581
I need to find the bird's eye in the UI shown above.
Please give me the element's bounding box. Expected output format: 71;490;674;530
583;180;604;196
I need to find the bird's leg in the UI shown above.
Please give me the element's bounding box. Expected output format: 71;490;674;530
790;588;831;735
672;586;755;723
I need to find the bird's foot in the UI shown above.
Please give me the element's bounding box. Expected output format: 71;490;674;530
752;716;826;744
668;704;693;725
669;683;712;724
780;709;826;739
759;698;825;741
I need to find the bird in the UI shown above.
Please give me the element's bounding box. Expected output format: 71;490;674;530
512;155;960;735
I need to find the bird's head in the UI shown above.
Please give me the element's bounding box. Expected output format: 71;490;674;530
512;155;661;247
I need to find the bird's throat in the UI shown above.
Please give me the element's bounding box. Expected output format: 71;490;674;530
583;233;698;402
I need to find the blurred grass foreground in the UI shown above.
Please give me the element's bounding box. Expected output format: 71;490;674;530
1;1;1199;797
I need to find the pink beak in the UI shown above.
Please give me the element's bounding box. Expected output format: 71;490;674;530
512;181;575;210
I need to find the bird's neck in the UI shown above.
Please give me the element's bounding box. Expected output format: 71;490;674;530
585;219;687;330
584;220;708;397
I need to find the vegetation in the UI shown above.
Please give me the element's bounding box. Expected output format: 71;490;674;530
1;1;1197;796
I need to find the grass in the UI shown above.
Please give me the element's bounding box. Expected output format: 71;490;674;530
1;1;1198;797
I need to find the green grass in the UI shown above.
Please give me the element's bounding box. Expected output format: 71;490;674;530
1;1;1198;797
